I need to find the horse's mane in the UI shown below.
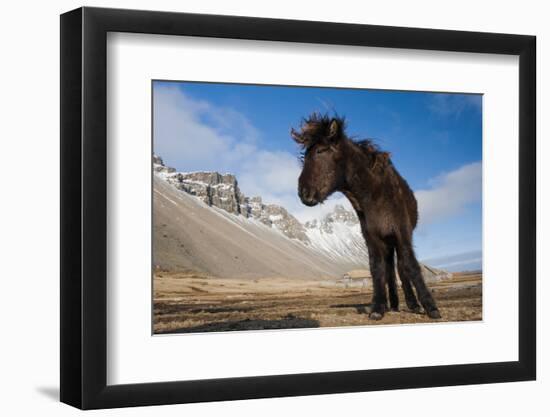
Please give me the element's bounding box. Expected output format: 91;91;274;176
354;139;392;171
296;113;391;171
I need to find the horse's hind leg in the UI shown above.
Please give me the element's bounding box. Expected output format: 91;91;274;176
400;275;421;313
385;249;399;311
396;240;440;319
395;254;421;313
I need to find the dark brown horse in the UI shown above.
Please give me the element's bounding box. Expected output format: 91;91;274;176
291;113;440;320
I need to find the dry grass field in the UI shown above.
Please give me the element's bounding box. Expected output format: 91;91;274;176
153;272;482;334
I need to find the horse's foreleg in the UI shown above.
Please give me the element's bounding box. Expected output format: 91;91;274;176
385;249;399;311
396;241;440;319
366;239;387;320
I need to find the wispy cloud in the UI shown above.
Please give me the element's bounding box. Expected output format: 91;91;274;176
315;97;336;113
428;94;482;119
415;161;482;225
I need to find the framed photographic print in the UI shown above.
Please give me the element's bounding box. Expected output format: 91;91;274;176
60;6;536;409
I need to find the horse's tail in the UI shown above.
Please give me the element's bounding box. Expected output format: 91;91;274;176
399;173;419;229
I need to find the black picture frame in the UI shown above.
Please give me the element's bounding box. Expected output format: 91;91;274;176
60;6;536;410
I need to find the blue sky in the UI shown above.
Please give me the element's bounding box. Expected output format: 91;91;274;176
153;80;482;271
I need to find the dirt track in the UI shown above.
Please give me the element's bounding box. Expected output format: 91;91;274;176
153;272;482;334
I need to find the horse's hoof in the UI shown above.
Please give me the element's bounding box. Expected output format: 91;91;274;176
369;312;384;320
410;306;422;314
427;309;441;319
390;307;399;312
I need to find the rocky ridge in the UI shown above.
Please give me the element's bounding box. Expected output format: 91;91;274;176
153;155;309;242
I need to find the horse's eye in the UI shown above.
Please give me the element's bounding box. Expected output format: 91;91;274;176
316;147;329;155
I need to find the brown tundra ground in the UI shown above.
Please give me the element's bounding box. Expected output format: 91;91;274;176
153;272;482;334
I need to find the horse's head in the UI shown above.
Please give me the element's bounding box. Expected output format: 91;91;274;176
291;114;346;207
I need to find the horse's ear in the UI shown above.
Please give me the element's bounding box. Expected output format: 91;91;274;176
328;119;340;141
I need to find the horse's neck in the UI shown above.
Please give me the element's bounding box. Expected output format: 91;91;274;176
341;142;374;214
342;141;374;190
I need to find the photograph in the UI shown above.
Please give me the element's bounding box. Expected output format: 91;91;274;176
50;0;541;411
152;80;483;334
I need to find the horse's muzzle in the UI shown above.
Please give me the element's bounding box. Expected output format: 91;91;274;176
298;187;320;206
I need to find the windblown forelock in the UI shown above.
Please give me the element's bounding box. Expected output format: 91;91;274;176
292;112;346;150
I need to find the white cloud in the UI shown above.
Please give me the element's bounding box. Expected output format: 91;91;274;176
154;84;308;217
239;150;301;196
415;161;482;225
153;84;261;174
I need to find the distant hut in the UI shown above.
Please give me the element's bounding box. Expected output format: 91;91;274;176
342;269;371;289
419;264;453;283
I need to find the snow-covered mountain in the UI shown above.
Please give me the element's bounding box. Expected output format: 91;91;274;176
154;155;368;263
304;205;369;265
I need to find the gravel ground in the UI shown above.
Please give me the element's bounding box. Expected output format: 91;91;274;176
153;273;482;334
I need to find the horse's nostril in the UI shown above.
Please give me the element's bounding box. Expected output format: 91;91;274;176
298;187;318;206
